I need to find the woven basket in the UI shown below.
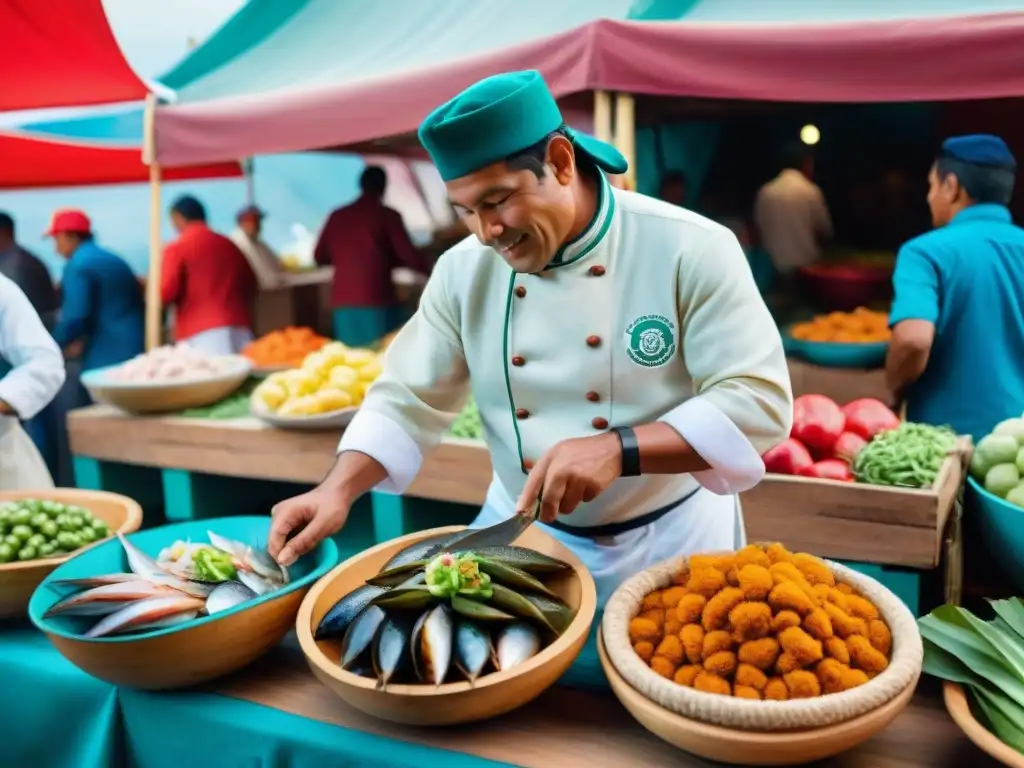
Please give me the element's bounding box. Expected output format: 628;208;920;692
602;555;923;731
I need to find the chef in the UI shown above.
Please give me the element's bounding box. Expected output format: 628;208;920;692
268;71;792;603
0;272;66;489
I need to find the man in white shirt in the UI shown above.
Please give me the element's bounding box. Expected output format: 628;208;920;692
229;205;286;290
754;144;833;296
0;273;66;489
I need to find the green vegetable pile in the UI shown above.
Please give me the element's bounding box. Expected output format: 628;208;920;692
920;599;1024;754
853;422;957;488
192;546;238;581
0;499;110;564
970;414;1024;508
425;552;493;599
178;378;258;420
449;395;483;440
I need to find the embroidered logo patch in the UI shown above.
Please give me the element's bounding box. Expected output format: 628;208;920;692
625;314;676;368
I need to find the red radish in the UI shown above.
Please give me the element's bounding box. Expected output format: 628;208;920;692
833;432;868;463
841;398;900;440
791;395;846;453
763;439;814;475
796;459;854;482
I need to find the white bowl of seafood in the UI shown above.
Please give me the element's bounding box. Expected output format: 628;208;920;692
81;343;252;415
29;516;337;690
296;525;597;726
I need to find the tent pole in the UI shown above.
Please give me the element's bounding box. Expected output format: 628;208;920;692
594;90;613;143
244;158;255;204
142;94;164;351
614;93;636;191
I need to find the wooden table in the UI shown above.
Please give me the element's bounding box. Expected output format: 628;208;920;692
208;645;999;768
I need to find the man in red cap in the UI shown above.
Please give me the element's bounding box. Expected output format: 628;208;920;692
229;205;285;290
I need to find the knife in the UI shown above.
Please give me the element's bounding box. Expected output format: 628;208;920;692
455;498;541;551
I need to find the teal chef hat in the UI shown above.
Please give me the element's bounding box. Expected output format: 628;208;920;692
418;70;628;182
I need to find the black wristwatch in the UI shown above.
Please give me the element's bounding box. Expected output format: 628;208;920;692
611;426;642;477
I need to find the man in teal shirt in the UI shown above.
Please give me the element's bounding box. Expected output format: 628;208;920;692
887;134;1024;440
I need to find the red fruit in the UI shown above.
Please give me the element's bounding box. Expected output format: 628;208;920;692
791;395;846;453
833;432;868;463
763;439;814;475
841;398;900;440
796;459;855;482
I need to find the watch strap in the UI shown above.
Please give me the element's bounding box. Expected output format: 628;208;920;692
611;426;642;477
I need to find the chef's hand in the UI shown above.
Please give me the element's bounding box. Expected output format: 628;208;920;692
269;488;350;567
516;433;622;522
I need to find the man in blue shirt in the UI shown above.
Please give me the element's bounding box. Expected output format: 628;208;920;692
887;134;1024;441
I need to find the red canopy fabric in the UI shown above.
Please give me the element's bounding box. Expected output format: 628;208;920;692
1;0;148;112
153;12;1024;167
0;132;241;189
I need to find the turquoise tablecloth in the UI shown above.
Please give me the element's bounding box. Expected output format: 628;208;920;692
0;621;121;768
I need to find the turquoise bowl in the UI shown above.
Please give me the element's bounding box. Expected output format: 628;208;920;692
968;477;1024;592
784;329;888;369
28;515;337;689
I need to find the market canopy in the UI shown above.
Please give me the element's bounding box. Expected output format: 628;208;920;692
0;0;149;111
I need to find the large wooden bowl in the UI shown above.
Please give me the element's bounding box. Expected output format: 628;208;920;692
297;524;598;726
80;355;251;415
944;682;1024;767
599;631;918;765
0;489;142;619
28;516;337;690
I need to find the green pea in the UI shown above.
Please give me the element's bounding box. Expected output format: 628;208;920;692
0;543;13;563
10;525;33;544
17;546;37;562
9;509;31;526
41;501;62;515
3;534;20;550
26;534;46;550
56;531;78;550
78;528;97;545
64;515;85;531
38;542;56;558
88;525;108;542
25;500;42;515
30;512;49;531
40;520;58;539
0;507;11;524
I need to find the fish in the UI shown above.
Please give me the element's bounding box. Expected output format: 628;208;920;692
522;593;577;634
84;594;206;639
381;530;475;572
208;531;288;584
315;584;387;640
372;614;414;690
118;532;172;581
455;546;570;575
238;570;275;596
487;584;557;633
365;561;427;587
454;619;493;684
411;602;454;686
340;605;386;669
494;622;541;672
126;611;199;632
477;558;556;597
205;580;257;615
44;580;175;618
450;594;515;622
47;574;138;592
370;586;436;612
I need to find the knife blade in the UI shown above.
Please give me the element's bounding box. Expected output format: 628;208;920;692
454;498;541;552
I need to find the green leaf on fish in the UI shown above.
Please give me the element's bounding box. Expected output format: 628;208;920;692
450;594;515;622
370;586;437;612
487;584;556;633
476;558;555;597
456;545;571;575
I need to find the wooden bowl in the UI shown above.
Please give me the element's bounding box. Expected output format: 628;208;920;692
28;516;338;690
80;355;252;415
599;631;918;765
0;489;142;619
296;524;598;726
944;682;1024;767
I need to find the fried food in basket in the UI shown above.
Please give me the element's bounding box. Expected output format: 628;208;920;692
630;543;892;698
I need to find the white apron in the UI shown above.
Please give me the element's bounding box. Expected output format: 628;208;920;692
183;326;254;356
469;486;746;607
0;416;54;490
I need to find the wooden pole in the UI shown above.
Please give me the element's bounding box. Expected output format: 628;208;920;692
142;93;164;351
614;93;636;191
594;90;613;143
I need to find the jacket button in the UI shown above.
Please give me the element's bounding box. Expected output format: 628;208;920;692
586;335;601;348
589;265;606;277
511;355;525;367
585;391;600;402
592;417;609;429
515;408;530;420
522;458;535;470
514;286;527;298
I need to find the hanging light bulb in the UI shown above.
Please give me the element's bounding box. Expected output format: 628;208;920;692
801;124;821;146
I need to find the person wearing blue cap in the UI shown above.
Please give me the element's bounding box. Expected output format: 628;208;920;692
887;134;1024;440
267;71;792;602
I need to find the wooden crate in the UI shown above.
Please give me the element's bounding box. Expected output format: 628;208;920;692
741;439;970;569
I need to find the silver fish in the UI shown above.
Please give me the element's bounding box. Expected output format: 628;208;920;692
372;614;413;690
238;570;274;596
340;605;386;669
117;532;170;581
48;574;138;591
206;531;247;559
44;580;175;618
494;622;541;672
84;594;206;638
454;619;492;684
124;611;198;633
411;602;454;686
205;580;257;615
207;531;288;584
316;584;387;641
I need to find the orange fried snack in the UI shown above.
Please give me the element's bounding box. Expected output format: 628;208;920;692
674;664;702;687
771;610;802;633
868;619;892;656
778;626;824;667
702;587;745;631
734;684;762;700
768;581;816;616
687;568;728;599
650;655;677;679
784;670;822;698
693;671;732;696
676;593;707;625
703;630;734;660
824;636;851;665
735;663;768;692
764;677;789;700
737;565;774;601
730;601;772;643
629;617;661;645
847;635;889;676
704;650;738;677
633;641;655;663
680;624;706;665
738;637;781;671
656;634;685;666
803;608;834;641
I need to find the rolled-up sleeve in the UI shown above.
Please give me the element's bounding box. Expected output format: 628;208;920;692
337;253;468;493
659;226;793;494
0;275;66;419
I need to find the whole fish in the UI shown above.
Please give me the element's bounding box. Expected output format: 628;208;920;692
126;611;198;633
44;580;175;618
315;584;387;640
381;530;475;572
47;574;138;592
522;593;576;634
208;531;288;584
455;546;570;575
118;533;172;581
340;605;386;669
494;622;541;672
454;619;492;684
84;594;206;639
370;586;435;612
238;570;275;596
372;614;414;690
477;559;556;597
487;584;556;633
205;580;257;615
366;561;427;587
411;602;454;686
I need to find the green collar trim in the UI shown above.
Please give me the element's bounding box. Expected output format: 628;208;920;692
544;173;615;271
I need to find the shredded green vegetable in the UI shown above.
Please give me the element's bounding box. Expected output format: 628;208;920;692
853;422;956;488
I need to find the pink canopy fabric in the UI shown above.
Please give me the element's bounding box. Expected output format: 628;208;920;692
154;12;1024;167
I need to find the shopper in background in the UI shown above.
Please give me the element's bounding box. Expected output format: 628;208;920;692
0;212;59;329
230;204;286;290
315;166;431;347
162;195;257;354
